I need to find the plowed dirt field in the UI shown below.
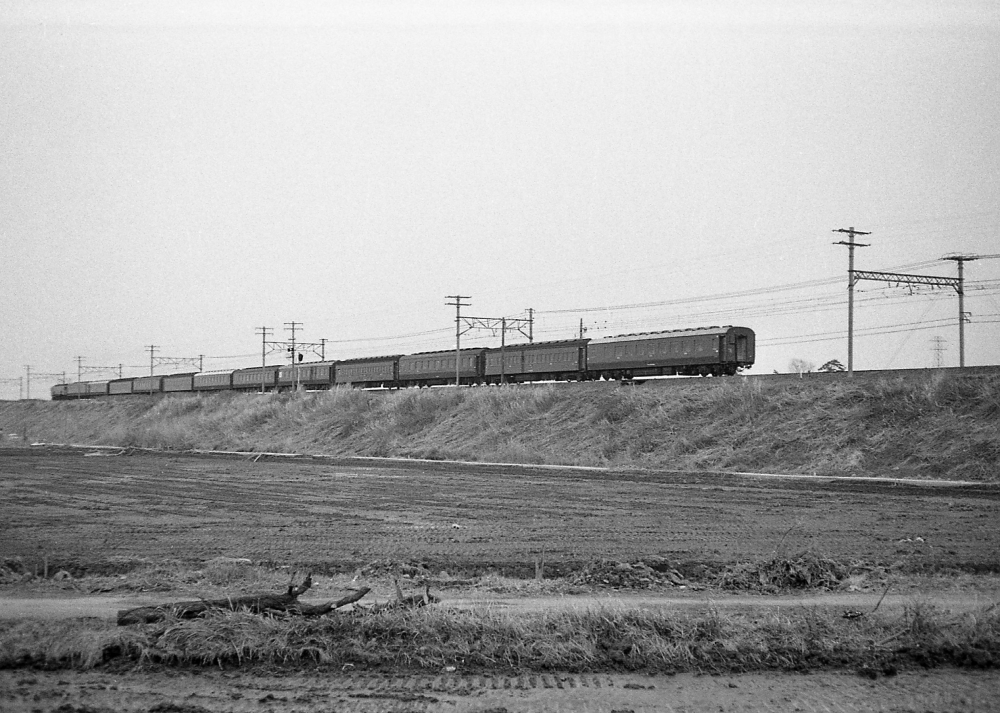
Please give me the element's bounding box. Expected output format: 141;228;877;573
1;447;998;574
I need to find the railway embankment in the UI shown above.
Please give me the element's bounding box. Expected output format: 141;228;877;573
2;371;998;481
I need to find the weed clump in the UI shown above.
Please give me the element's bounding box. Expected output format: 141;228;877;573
717;553;849;592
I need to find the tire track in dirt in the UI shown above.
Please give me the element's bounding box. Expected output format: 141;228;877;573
3;669;998;712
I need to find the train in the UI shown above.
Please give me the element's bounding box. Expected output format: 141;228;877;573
50;325;755;399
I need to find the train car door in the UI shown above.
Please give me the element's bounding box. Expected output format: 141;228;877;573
735;334;749;362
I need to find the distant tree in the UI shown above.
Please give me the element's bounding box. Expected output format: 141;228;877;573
818;359;846;373
788;358;815;376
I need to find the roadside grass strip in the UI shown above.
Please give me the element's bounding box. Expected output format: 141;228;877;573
2;601;997;675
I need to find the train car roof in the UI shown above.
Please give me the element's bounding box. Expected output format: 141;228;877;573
400;347;486;358
588;326;743;345
329;356;401;364
484;338;589;351
278;360;337;367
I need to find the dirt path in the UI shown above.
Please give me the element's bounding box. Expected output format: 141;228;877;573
2;588;999;621
2;668;997;712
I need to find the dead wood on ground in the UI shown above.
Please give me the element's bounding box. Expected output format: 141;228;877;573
361;578;439;613
117;573;371;625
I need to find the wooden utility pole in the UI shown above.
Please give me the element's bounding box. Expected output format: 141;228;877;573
285;321;302;390
256;326;272;393
445;295;471;386
942;255;978;367
833;227;871;375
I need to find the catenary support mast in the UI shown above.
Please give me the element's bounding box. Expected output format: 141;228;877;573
446;295;471;386
832;227;870;376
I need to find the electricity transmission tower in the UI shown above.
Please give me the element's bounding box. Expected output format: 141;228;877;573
0;377;23;400
930;336;947;368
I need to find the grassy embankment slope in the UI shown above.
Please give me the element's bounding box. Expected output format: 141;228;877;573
2;372;997;481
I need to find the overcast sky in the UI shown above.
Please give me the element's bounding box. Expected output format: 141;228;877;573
2;1;999;396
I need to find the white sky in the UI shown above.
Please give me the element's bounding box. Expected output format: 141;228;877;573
2;1;999;396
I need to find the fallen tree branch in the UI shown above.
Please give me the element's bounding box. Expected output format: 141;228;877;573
117;574;371;625
362;578;439;613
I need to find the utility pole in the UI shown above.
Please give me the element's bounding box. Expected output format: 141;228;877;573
833;227;871;376
525;308;534;343
146;345;158;395
942;255;978;368
446;295;471;386
24;365;30;400
579;319;588;340
75;356;83;386
285;321;302;390
256;326;273;393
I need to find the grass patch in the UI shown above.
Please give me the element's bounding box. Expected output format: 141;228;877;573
1;601;997;675
4;372;998;480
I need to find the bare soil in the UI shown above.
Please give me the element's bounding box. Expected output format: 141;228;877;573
2;448;997;576
2;668;998;712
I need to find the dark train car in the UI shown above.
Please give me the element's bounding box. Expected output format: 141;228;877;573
162;373;196;393
277;362;335;390
132;375;164;394
66;381;88;398
194;371;233;392
232;365;279;392
334;356;399;388
108;378;134;396
50;383;69;400
586;326;754;378
484;339;587;384
87;380;109;397
398;348;485;386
